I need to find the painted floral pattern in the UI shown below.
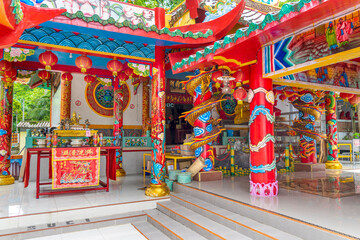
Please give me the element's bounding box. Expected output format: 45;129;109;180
40;0;155;26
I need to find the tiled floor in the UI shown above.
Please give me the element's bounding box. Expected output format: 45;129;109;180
0;175;152;218
28;224;147;240
187;164;360;238
2;165;360;238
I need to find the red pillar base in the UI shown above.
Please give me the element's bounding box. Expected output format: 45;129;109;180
250;181;278;197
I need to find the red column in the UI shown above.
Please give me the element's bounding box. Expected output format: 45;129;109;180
145;46;169;197
192;73;213;171
0;75;15;185
249;57;277;196
325;91;342;169
60;76;71;121
142;78;150;135
113;77;125;176
299;111;317;164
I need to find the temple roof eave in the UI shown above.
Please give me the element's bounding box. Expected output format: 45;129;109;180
171;0;360;74
43;0;246;47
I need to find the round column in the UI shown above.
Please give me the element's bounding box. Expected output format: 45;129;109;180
325;91;342;169
145;46;169;197
193;72;213;171
142;78;150;135
0;74;15;185
113;77;126;177
299;111;317;164
249;58;277;196
60;75;72;121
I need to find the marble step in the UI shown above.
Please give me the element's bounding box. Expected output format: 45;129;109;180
171;193;301;240
157;201;252;240
144;209;207;240
0;211;146;240
173;182;351;240
0;198;165;232
132;221;171;240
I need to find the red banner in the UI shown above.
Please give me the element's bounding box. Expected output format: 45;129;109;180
52;147;100;189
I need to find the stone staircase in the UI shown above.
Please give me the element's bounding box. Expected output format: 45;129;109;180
133;183;353;240
2;183;354;239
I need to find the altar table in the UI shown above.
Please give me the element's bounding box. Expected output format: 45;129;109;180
24;146;119;198
143;153;195;178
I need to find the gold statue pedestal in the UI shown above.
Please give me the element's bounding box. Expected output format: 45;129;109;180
116;168;126;177
145;183;170;197
325;161;343;170
0;175;14;185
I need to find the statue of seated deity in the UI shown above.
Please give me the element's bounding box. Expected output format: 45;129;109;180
70;112;82;128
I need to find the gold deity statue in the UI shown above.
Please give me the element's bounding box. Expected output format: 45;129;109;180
70;111;82;125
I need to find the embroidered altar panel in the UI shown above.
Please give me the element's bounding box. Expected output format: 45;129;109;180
52;147;100;189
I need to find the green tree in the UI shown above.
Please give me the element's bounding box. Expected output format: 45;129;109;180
12;83;51;130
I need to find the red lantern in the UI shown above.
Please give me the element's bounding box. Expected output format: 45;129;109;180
38;70;51;81
229;80;236;89
288;96;297;102
84;74;96;85
211;70;222;83
61;72;73;82
279;94;287;101
2;69;17;88
349;95;360;105
339;93;354;101
117;72;128;85
38;51;58;70
232;70;244;87
124;67;134;78
76;55;92;73
3;68;17;81
0;60;12;73
233;87;247;104
107;59;123;77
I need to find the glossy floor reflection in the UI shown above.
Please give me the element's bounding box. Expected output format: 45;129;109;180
187;164;360;238
0;174;163;218
278;171;358;198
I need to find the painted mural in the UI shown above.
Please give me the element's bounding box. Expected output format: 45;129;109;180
283;61;360;89
264;9;360;77
85;79;130;117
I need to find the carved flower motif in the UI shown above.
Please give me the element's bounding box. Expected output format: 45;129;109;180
143;10;153;19
131;16;141;25
124;6;134;18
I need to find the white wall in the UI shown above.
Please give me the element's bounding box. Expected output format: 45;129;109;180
51;84;61;127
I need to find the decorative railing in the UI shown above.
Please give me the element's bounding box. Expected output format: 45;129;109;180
25;130;151;148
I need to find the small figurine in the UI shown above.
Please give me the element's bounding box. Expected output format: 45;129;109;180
99;133;103;147
70;111;82;125
52;133;59;147
59;119;65;130
85;119;90;129
46;134;52;148
65;118;71;130
93;133;99;146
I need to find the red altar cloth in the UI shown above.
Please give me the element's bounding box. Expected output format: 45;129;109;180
24;146;119;189
52;147;100;189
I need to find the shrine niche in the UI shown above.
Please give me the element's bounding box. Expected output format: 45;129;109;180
85;79;130;117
